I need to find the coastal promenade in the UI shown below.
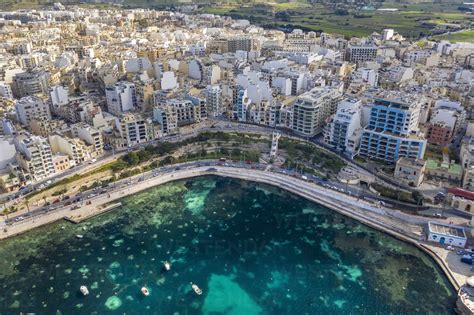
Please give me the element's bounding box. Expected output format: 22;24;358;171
0;163;470;292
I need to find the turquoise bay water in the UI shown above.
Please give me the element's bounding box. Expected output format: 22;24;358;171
0;176;456;314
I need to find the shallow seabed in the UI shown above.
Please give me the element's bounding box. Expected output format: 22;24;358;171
0;176;456;314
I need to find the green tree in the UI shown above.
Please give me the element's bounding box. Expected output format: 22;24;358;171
231;148;241;159
412;191;424;205
123;152;139;166
111;160;128;172
247;150;260;162
137;150;151;163
220;147;229;156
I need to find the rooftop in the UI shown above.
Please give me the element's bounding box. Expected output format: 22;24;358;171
426;159;462;175
428;221;466;239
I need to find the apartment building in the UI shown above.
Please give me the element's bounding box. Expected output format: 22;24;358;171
0;81;13;99
135;79;154;112
12;70;50;98
228;37;254;53
71;123;104;156
105;81;137;116
30;119;67;138
49;132;94;166
15;96;52;127
292;87;343;137
114;113;151;148
209;37;254;53
153;98;204;135
234;86;251;122
153;105;177;135
52;153;70;173
345;46;378;62
49;85;69;112
206;85;223;117
461;137;474;168
359;98;426;163
324;98;363;157
14;134;55;180
463;167;474;192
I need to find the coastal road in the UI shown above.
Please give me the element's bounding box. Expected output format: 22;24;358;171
4;160;469;230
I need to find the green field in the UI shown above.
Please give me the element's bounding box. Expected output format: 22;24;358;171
432;30;474;43
0;0;471;40
201;1;471;39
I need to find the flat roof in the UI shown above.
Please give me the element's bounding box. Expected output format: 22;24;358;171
428;221;467;239
426;159;462;175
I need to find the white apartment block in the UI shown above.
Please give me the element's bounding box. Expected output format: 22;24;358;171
0;81;13;99
105;82;137;116
15;96;52;127
14;134;55;180
49;85;69;112
206;85;223;117
324;98;363;157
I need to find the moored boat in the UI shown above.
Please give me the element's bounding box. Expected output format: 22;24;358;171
141;286;150;296
80;285;89;296
191;283;202;295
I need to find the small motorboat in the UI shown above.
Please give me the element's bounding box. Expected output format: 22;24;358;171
76;235;83;239
80;285;89;296
191;283;203;296
163;261;171;271
141;286;150;296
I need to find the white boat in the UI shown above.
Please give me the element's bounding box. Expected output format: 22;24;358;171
80;285;89;296
191;283;203;295
141;286;150;296
76;235;83;239
164;261;171;271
